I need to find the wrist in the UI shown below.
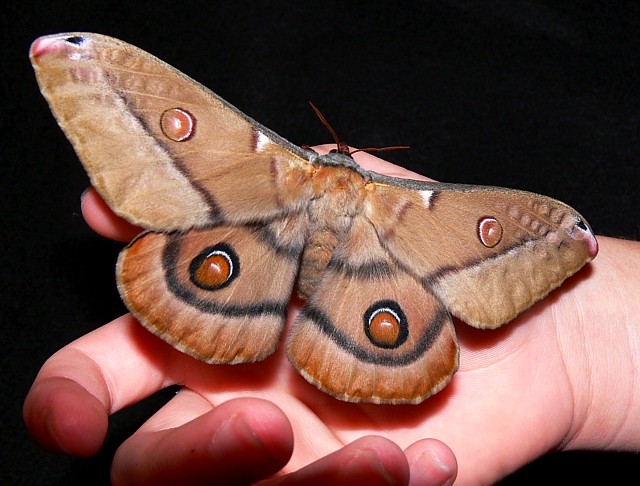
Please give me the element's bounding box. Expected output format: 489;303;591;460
558;237;640;451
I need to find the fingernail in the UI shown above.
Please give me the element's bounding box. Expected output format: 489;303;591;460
431;453;455;486
211;413;265;458
409;450;455;486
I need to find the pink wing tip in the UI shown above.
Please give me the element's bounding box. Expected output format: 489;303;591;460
31;36;60;58
30;34;87;60
587;232;599;258
574;219;599;259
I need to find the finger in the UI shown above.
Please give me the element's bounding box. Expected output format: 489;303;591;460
24;314;185;455
111;396;293;486
264;435;410;486
405;439;457;486
23;376;108;456
81;187;141;242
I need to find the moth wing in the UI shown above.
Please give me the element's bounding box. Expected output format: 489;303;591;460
287;217;459;404
118;218;304;363
364;174;599;329
30;33;313;231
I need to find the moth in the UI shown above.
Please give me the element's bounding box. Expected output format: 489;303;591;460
30;33;598;404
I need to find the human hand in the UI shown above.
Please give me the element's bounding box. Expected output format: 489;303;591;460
24;147;640;484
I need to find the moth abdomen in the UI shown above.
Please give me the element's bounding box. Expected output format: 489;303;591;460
297;227;342;299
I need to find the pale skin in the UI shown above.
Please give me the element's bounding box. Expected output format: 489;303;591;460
23;147;640;484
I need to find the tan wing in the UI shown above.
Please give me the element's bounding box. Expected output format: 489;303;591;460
364;176;598;329
287;217;458;404
30;33;313;231
118;219;305;363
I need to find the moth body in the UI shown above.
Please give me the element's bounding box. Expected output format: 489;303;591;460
297;163;367;299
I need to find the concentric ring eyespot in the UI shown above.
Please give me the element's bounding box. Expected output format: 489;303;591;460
363;300;409;349
160;108;196;142
477;216;503;248
189;243;239;291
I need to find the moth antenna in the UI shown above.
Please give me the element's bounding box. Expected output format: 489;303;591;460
308;101;350;155
350;146;411;155
308;101;410;156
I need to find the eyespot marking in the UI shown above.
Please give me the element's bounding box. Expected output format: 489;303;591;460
478;217;503;248
364;300;408;349
575;217;588;231
161;108;195;142
189;243;238;290
65;36;87;46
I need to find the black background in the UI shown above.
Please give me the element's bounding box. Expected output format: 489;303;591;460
2;1;639;483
